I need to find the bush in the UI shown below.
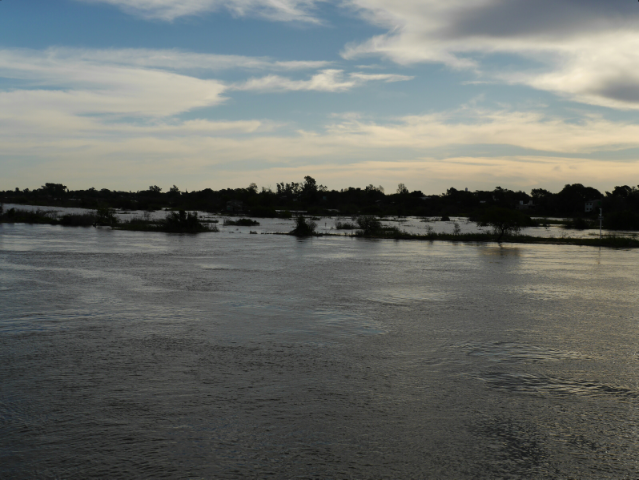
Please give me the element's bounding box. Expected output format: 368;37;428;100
335;221;358;229
604;210;639;231
165;210;208;233
291;215;316;236
95;206;118;226
475;207;535;242
0;208;57;224
565;217;593;230
224;218;260;226
356;216;383;235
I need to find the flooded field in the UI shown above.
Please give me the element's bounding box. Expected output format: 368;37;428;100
1;222;638;478
3;203;635;239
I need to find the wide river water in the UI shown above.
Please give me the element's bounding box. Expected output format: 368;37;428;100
1;222;639;478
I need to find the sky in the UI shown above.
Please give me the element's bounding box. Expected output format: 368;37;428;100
1;0;639;194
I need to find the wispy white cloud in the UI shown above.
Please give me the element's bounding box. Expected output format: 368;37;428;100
324;109;639;154
0;47;331;77
77;0;324;22
3;45;639;192
234;69;413;92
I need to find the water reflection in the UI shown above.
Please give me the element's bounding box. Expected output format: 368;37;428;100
1;224;638;478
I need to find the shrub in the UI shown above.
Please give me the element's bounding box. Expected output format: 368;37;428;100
95;206;118;226
604;210;639;231
165;210;208;233
224;218;260;226
565;217;593;230
335;221;358;229
475;207;535;242
291;215;316;236
356;216;383;235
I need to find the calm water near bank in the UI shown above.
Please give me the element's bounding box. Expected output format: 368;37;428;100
1;222;639;478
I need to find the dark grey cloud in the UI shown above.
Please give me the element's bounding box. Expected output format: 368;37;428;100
592;79;639;104
445;0;639;39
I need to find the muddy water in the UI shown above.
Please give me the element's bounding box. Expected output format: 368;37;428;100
1;223;638;478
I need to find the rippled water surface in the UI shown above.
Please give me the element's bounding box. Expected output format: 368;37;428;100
1;223;639;478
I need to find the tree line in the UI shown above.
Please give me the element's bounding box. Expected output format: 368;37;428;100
2;177;638;228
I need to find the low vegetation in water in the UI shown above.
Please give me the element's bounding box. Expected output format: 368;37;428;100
223;218;260;226
291;215;317;236
118;210;215;233
335;221;358;229
349;227;639;248
0;207;110;227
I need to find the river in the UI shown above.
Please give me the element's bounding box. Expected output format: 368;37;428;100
1;222;638;478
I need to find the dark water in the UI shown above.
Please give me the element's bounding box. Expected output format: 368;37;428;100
1;223;638;478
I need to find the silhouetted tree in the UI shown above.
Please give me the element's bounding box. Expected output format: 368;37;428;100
476;207;534;242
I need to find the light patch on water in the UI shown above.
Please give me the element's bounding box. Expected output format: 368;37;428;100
476;372;637;399
364;288;449;305
459;341;590;363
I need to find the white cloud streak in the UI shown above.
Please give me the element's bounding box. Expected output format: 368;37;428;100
77;0;324;22
234;69;413;92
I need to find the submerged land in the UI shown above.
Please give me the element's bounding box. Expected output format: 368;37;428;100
2;177;638;247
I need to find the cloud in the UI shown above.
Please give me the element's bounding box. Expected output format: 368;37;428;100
323;109;639;154
233;69;413;92
343;0;639;109
0;47;331;76
77;0;324;22
0;48;228;119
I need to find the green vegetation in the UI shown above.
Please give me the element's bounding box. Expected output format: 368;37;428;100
291;215;317;237
1;208;56;224
335;221;358;229
5;180;636;229
0;207;100;227
604;210;639;231
474;207;536;242
223;218;260;226
0;206;215;233
347;229;639;249
118;210;214;233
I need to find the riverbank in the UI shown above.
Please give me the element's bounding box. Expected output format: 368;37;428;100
278;231;639;249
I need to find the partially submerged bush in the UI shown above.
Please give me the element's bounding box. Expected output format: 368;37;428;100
475;207;536;242
604;210;639;231
565;217;593;230
291;215;317;236
165;210;209;233
224;218;260;226
335;221;358;229
95;206;118;226
356;216;383;235
0;208;57;224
